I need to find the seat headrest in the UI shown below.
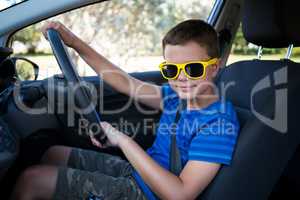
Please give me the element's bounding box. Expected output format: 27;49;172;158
242;0;300;48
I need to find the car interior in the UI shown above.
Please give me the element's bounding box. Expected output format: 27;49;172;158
0;0;299;199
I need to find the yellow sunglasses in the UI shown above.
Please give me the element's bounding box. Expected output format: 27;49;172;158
159;58;218;80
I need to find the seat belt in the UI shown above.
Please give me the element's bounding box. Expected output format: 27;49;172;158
169;100;187;176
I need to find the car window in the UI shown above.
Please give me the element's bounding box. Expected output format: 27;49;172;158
227;24;300;65
11;0;215;80
0;0;27;12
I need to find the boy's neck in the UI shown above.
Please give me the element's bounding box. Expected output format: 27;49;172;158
186;87;219;110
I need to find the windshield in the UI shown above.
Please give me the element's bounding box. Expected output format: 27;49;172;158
12;0;216;79
0;0;27;11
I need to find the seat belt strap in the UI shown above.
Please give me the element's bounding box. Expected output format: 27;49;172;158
169;100;187;175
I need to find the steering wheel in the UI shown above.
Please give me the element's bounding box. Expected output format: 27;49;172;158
46;29;106;143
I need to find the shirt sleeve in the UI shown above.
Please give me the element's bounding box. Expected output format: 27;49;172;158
188;116;239;165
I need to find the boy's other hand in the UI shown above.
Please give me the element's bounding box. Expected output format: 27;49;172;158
41;21;77;48
90;122;127;148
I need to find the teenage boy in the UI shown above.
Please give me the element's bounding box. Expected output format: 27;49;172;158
12;19;239;200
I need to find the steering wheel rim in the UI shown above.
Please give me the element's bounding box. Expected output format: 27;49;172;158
46;29;105;142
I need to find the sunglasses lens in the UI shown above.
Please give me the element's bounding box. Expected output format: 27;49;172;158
161;64;178;79
185;63;204;78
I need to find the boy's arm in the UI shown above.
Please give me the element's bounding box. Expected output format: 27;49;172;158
119;132;220;200
98;122;220;200
73;38;162;110
43;22;162;110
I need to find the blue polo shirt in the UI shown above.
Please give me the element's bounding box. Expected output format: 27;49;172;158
132;83;240;200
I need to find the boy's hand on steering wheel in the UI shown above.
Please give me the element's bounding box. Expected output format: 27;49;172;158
42;21;78;48
90;122;126;148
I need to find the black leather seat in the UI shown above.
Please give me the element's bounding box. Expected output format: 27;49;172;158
199;0;300;199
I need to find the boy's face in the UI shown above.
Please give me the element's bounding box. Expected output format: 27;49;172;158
164;41;219;100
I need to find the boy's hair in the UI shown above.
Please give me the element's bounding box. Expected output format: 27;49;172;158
162;19;220;58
